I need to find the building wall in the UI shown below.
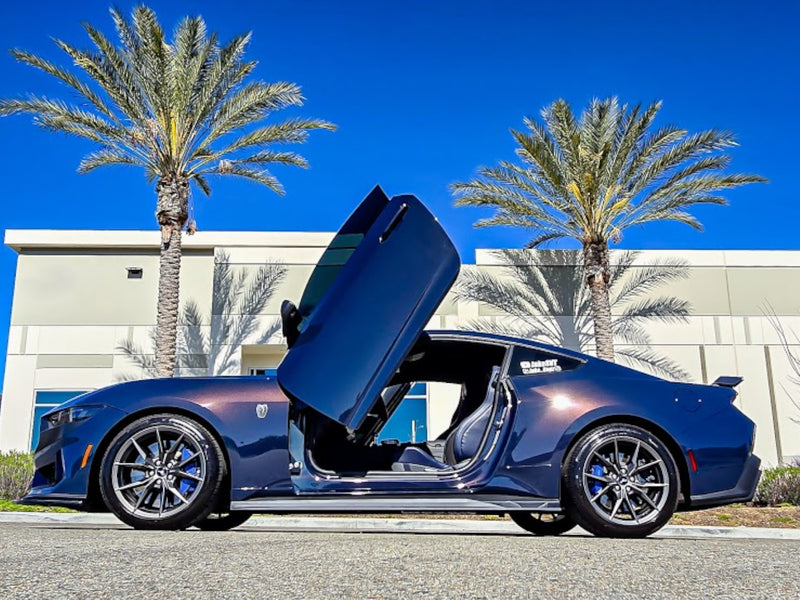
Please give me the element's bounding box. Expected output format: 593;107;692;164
1;231;798;468
0;230;332;450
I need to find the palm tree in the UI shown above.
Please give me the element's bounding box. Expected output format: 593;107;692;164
455;249;691;380
451;97;764;362
0;6;334;377
118;251;286;378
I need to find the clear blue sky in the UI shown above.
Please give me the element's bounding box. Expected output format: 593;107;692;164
0;0;798;386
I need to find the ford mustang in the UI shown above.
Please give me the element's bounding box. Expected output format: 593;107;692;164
21;186;761;537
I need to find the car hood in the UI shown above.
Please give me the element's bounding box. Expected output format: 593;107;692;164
277;186;460;431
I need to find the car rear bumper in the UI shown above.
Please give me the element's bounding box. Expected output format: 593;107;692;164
688;453;761;509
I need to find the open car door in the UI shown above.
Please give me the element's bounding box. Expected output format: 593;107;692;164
277;186;460;432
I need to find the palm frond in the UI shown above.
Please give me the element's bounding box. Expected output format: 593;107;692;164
116;336;157;378
3;5;334;194
9;49;120;123
454;96;765;248
78;147;144;173
616;346;690;381
203;164;283;194
611;258;689;304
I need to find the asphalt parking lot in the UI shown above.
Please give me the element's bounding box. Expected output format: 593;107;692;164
1;522;799;599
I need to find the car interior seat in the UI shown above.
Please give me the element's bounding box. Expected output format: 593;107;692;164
390;366;501;472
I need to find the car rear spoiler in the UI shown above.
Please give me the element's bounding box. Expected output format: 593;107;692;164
713;376;743;388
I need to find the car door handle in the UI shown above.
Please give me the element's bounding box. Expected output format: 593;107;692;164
379;203;408;243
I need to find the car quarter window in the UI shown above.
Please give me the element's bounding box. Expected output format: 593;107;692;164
508;346;582;377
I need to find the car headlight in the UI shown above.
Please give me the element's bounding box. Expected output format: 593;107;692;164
45;405;102;428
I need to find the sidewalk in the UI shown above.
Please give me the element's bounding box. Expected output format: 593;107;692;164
2;511;800;540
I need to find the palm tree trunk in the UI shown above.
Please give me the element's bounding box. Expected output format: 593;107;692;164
154;174;189;377
583;241;615;361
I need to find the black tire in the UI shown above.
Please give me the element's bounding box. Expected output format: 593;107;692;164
195;511;253;531
562;423;679;538
100;413;225;530
510;512;576;536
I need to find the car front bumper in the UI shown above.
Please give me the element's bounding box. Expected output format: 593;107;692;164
20;405;127;510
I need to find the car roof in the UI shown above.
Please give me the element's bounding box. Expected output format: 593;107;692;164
423;330;593;361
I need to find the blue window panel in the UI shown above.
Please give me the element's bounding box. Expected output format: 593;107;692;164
407;382;427;396
31;390;88;451
250;368;278;377
35;391;88;405
378;396;427;444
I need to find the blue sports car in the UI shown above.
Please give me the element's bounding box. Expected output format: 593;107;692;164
22;187;761;537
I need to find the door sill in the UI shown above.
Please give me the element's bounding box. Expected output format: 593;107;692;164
230;495;561;513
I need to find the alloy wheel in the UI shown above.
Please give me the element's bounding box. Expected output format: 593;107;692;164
110;424;207;520
581;435;670;526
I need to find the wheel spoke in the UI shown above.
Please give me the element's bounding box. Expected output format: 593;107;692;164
634;481;667;488
133;480;157;512
158;486;166;517
631;441;641;468
167;433;185;460
114;462;148;469
593;452;619;474
623;489;640;524
116;477;153;492
629;485;659;510
166;484;188;505
155;427;164;458
131;438;149;461
584;471;614;483
610;494;624;519
590;484;612;502
176;470;203;482
176;451;201;469
613;438;623;470
631;459;661;475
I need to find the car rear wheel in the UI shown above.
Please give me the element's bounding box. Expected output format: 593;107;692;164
562;424;679;538
510;512;576;536
100;413;225;530
195;511;252;531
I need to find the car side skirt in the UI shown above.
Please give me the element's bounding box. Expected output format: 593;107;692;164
17;492;86;508
230;495;561;513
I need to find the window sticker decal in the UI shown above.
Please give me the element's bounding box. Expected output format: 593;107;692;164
509;346;582;377
519;359;562;375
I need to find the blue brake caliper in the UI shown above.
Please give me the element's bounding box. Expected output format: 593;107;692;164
589;463;605;496
178;447;198;496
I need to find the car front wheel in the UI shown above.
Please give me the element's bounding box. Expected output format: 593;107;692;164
195;512;253;531
562;424;679;538
100;413;225;530
510;512;576;536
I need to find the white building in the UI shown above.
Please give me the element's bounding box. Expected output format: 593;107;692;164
1;229;798;467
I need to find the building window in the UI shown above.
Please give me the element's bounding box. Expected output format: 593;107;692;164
31;390;89;451
378;382;428;444
249;368;277;377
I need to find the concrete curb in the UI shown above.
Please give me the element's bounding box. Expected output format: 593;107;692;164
2;511;800;540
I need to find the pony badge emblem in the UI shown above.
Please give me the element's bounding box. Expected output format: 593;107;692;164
256;404;269;419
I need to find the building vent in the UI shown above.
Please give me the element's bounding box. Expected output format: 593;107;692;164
126;267;143;279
